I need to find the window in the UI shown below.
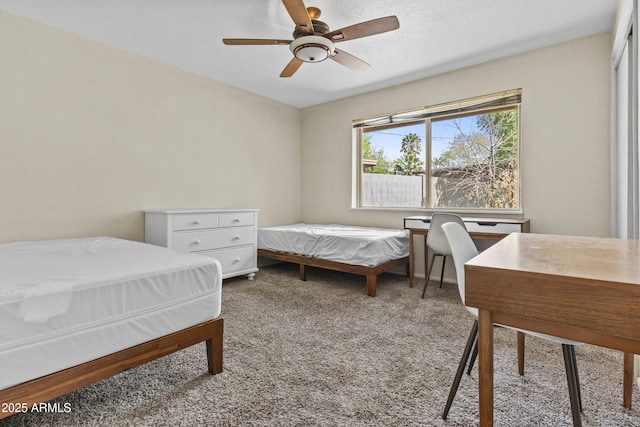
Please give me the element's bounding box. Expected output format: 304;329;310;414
353;89;521;211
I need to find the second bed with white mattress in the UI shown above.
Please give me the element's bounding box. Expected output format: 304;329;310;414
0;236;222;390
258;224;410;297
258;223;409;267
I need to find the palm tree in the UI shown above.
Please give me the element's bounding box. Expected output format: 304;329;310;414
393;133;424;175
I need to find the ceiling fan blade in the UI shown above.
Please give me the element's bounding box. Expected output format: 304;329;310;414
330;48;370;71
324;16;399;42
223;38;291;46
281;0;314;35
280;57;304;78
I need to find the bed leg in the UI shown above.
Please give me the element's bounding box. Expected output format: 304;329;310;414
299;264;307;281
367;275;377;297
206;319;224;375
206;337;223;375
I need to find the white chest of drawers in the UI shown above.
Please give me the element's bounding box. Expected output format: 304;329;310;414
144;208;259;280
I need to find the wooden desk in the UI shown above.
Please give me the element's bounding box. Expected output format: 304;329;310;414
465;233;640;426
403;216;529;287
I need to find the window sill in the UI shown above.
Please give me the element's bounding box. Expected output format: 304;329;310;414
350;206;525;218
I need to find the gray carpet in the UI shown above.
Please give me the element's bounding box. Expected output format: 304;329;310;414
2;263;640;426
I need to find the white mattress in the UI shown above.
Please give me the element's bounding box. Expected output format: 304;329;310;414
0;236;222;390
258;223;409;267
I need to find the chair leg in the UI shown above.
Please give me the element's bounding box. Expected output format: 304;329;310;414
439;255;447;288
562;344;583;427
443;320;478;420
568;345;582;411
467;337;478;375
421;252;437;298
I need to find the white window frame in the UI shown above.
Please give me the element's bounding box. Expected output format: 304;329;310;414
352;90;523;214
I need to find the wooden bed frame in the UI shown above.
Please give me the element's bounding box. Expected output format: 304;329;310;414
258;249;409;297
0;317;223;419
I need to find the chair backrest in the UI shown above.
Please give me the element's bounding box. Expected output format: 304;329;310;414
441;222;478;306
427;213;467;256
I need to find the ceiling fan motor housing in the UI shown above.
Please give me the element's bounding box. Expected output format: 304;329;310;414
292;20;330;38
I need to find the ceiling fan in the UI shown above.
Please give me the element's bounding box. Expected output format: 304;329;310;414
222;0;399;78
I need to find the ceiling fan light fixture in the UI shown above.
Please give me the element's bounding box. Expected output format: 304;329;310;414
289;35;334;63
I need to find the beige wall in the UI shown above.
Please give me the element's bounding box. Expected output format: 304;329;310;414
300;33;612;238
0;11;301;243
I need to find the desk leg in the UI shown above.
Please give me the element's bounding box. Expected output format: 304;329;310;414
517;331;525;376
624;352;634;409
409;230;415;288
478;309;494;427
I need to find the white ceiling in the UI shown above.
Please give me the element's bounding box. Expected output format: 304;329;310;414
0;0;617;108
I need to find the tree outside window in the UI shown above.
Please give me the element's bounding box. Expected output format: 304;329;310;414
431;110;518;209
394;133;425;176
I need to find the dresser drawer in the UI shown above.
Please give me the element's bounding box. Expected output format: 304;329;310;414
203;246;256;277
172;213;219;231
173;227;256;253
219;211;255;228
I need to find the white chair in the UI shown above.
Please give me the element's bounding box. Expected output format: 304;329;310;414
440;222;583;426
421;213;466;298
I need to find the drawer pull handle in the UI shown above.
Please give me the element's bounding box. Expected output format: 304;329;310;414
233;257;241;263
233;235;241;240
233;218;240;222
193;220;201;225
193;239;201;245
